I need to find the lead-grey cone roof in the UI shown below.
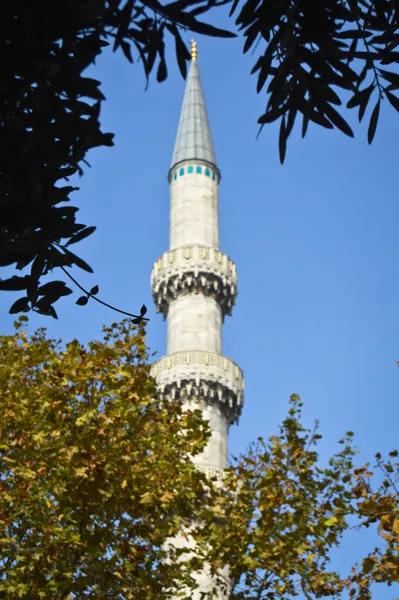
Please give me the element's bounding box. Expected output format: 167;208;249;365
170;60;217;171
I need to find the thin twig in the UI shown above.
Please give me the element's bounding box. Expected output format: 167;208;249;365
59;265;149;322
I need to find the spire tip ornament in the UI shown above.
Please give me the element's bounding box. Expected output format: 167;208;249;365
190;39;197;62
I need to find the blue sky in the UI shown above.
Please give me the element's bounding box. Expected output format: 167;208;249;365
2;8;399;596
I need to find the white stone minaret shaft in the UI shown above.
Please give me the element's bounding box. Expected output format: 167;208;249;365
150;43;244;596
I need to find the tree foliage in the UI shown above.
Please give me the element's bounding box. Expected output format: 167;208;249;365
0;325;398;599
2;0;399;316
198;395;399;599
234;0;399;163
0;0;233;318
0;317;213;599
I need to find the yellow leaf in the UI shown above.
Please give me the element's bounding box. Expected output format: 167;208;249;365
392;518;399;534
140;492;152;504
159;491;175;503
51;430;61;437
74;467;88;478
306;554;316;565
121;479;127;489
324;516;338;527
33;432;45;444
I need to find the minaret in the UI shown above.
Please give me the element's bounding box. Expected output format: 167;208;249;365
150;42;244;595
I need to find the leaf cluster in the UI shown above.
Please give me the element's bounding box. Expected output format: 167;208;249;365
232;0;399;162
197;395;399;600
199;395;357;599
346;451;399;599
0;317;213;599
0;0;234;317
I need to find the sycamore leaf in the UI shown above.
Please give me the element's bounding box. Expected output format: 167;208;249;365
140;492;153;504
74;467;88;478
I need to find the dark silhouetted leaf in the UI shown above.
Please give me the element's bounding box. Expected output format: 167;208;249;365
79;78;105;100
131;318;141;324
243;22;259;54
229;0;240;17
166;23;190;79
63;249;93;273
386;90;399;112
38;281;73;297
157;57;167;83
286;108;297;139
279;116;287;164
257;62;269;94
379;69;399;88
36;298;58;319
90;285;99;295
347;84;374;109
121;40;133;63
323;104;354;137
76;296;89;306
9;297;30;314
302;114;309;138
336;29;372;39
66;226;97;247
31;255;46;282
368;99;380;143
140;304;147;316
0;276;31;291
381;51;399;65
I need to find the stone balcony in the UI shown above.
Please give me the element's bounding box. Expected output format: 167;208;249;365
151;245;237;319
150;350;244;425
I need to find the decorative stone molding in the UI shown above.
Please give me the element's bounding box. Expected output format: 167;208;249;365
197;464;225;481
151;246;237;319
150;350;244;424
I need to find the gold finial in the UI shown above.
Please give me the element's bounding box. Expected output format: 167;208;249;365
190;39;197;62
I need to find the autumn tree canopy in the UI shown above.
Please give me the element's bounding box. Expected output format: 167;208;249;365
0;320;398;599
0;317;215;599
1;0;399;317
199;396;399;599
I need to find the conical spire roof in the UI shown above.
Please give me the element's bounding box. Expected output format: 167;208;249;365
170;43;217;173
